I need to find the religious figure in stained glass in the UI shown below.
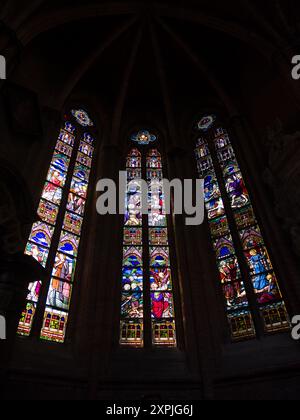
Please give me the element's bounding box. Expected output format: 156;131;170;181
18;113;96;343
119;133;177;348
194;116;290;340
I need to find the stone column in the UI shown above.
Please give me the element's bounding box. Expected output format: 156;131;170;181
229;115;300;315
86;143;123;399
166;144;223;400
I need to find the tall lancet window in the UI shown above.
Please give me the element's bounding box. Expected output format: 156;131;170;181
120;131;177;348
195;115;290;341
18;109;96;343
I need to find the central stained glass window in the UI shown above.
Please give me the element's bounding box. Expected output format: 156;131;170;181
120;133;177;348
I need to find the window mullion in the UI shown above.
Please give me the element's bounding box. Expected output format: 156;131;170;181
143;149;152;349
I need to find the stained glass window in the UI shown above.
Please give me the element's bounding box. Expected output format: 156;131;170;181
120;149;144;346
18;112;96;343
120;140;177;348
194;117;290;341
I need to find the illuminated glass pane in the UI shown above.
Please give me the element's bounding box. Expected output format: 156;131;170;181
152;320;176;347
121;292;143;319
37;199;59;225
52;252;76;282
147;169;163;180
63;212;83;236
148;212;167;227
122;267;143;290
252;272;282;305
46;166;67;189
70;176;88;199
240;226;264;250
66;193;86;216
64;122;76;134
261;302;290;333
28;222;54;248
222;161;240;177
51;152;70;173
149;179;164;194
47;278;73;311
204;173;221;202
148;188;164;206
234;206;256;229
214;235;235;260
151;292;175;319
147;154;162;169
150;268;172;291
55;140;73;157
150;247;170;267
228;310;256;340
197;156;213;177
74;163;90;183
127;179;142;194
148;180;166;227
125;196;142;226
127;149;141;168
245;246;273;276
25;242;49;267
120;320;143;347
223;280;248;311
27;281;42;303
131;130;157;145
195;141;210;159
209;216;229;238
206;197;225;220
42;182;62;205
123;247;143;267
214;133;230;149
149;228;168;246
58;231;80;257
71;109;94;127
217;145;235;163
77;152;92;168
218;257;241;284
198;115;216;132
40;307;68;343
83;132;94;144
127;168;142;180
123;227;143;246
58;129;75;147
17;302;37;337
79;140;94;158
225;173;250;209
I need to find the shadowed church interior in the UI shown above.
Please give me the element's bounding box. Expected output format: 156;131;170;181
1;0;300;401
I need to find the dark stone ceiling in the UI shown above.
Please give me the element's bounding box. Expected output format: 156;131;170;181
1;1;299;116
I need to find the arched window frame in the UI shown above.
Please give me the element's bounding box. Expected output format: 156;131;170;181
18;108;98;344
193;114;290;342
